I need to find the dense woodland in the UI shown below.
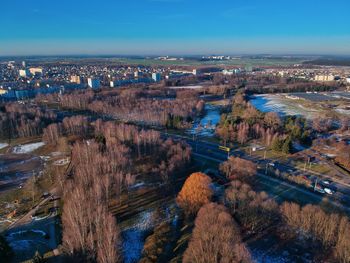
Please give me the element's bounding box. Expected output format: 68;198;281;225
212;73;342;94
36;88;205;128
53;118;191;262
216;91;312;153
0;102;57;140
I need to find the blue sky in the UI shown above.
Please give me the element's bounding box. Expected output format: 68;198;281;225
1;0;350;55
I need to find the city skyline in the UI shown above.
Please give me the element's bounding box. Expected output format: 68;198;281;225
1;0;350;56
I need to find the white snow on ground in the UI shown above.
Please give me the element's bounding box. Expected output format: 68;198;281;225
53;158;70;166
122;204;179;263
0;143;9;149
336;109;350;115
122;210;155;263
12;142;45;154
40;156;51;161
250;94;320;119
51;151;63;157
187;104;221;137
129;182;146;189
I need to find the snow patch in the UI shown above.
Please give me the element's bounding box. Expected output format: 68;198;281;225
187;104;221;137
250;94;320;119
0;143;9;149
12;142;45;154
53;158;70;166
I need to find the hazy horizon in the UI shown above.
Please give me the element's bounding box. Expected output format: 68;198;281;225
1;0;350;56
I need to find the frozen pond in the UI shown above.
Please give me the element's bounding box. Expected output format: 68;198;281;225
187;104;221;136
249;94;320;119
5;228;52;262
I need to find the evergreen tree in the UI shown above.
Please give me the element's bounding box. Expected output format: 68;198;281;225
271;137;283;151
282;136;292;154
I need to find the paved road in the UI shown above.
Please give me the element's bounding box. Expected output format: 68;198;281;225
44;108;350;210
163;132;350;212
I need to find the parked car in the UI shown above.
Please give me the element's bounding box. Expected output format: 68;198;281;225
324;187;333;195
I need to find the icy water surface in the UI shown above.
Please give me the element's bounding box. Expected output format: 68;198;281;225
187;104;221;137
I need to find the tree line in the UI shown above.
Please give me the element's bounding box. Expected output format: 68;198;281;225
36;87;205;128
60;118;192;262
211;73;340;94
0;102;57;140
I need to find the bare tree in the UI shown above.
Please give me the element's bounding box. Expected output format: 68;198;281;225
183;203;251;263
220;157;257;180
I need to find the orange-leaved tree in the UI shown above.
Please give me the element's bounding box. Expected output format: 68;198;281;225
176;172;213;216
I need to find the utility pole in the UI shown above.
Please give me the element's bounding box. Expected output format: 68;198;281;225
314;177;318;192
304;156;311;171
265;163;268;175
263;150;267;160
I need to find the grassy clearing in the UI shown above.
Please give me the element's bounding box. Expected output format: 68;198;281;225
294;161;333;174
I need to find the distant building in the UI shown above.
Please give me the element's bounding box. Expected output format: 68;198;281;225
222;69;240;75
22;61;26;68
134;71;141;78
0;89;8;95
193;69;199;75
111;78;153;87
70;75;81;84
29;67;43;76
245;66;253;72
19;69;30;78
314;75;335;82
88;78;100;89
346;77;350;84
152;72;161;82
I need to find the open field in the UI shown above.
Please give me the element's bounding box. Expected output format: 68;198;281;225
250;92;350;120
